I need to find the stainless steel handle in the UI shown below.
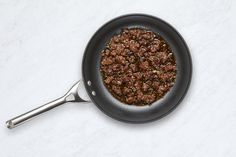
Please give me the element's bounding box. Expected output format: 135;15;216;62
6;80;89;129
6;97;66;129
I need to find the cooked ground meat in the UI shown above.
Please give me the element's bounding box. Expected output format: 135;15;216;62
100;27;177;106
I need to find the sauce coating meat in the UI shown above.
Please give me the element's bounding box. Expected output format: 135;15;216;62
100;28;177;106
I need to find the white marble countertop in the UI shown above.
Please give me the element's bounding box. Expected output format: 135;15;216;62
0;0;235;156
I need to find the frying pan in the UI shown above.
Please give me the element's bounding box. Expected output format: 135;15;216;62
6;14;192;129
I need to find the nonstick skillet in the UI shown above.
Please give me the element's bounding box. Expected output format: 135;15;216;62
6;14;192;129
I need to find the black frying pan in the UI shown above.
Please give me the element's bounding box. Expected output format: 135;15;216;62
6;14;192;129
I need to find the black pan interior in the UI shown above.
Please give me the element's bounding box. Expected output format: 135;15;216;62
82;14;192;123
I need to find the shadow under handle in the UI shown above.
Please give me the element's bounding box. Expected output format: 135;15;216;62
6;80;88;129
6;97;66;129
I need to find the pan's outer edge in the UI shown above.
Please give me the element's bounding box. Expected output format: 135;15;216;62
82;13;192;123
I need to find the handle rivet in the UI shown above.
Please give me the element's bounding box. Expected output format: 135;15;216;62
87;81;92;86
92;91;96;96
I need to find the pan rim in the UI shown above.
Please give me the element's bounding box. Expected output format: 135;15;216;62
82;13;192;123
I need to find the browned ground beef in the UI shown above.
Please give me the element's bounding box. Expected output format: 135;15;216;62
100;28;177;106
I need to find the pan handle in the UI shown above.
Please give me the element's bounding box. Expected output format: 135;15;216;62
6;80;89;129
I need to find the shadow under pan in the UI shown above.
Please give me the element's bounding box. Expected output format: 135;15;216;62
82;14;192;123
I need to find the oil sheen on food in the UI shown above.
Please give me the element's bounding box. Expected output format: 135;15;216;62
100;28;177;106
